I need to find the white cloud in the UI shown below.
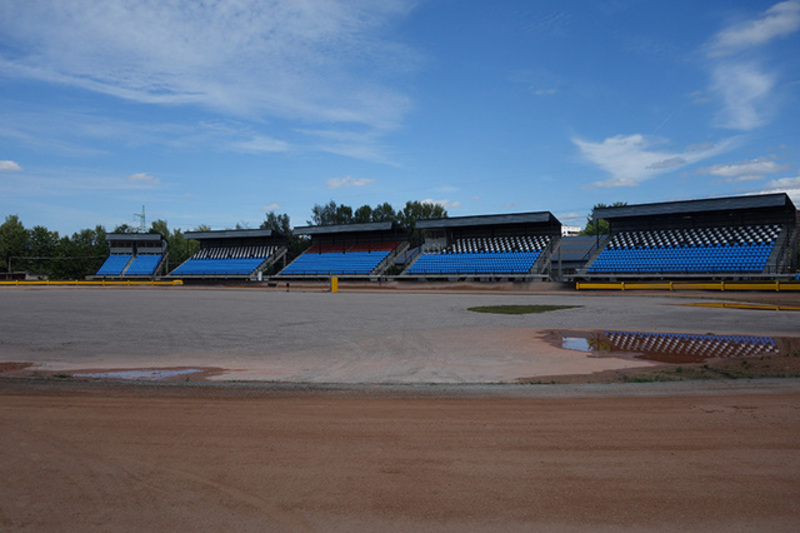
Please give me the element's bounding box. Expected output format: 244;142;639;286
697;156;790;183
509;67;562;97
228;136;290;154
765;173;800;189
0;1;417;132
710;63;775;130
326;175;375;189
423;198;461;209
575;134;736;188
127;172;160;186
756;171;800;204
297;127;395;164
709;1;800;55
557;212;584;224
703;2;800;131
645;157;686;170
0;160;23;172
0;109;300;159
262;203;281;211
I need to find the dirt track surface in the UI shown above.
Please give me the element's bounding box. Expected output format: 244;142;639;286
2;287;799;382
2;380;799;532
3;287;800;530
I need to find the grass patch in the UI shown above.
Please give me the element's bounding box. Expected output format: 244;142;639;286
468;304;581;315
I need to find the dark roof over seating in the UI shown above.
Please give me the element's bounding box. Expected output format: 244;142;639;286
416;211;558;229
106;233;164;242
183;229;281;240
593;193;795;221
294;221;401;235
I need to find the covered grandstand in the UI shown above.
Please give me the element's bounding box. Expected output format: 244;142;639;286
401;212;561;280
94;233;167;279
168;229;287;280
578;193;798;280
276;222;408;279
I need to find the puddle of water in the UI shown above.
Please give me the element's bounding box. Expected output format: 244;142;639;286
73;368;203;381
545;330;799;364
561;337;593;352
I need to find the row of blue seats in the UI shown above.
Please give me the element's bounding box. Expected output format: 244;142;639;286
125;255;162;275
96;254;132;275
281;251;391;275
588;243;774;273
172;258;265;276
407;251;541;274
97;254;162;276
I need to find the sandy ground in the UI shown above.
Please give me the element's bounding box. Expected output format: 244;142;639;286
1;287;799;382
2;286;800;531
2;380;799;532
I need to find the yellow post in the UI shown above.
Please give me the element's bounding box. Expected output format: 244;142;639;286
331;277;338;293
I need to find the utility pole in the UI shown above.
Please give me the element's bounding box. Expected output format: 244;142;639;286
134;205;146;233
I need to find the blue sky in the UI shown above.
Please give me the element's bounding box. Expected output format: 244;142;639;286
1;0;799;235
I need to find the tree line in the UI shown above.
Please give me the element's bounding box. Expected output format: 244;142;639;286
0;200;449;279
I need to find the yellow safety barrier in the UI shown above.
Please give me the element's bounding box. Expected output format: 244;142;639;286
330;277;339;293
576;280;800;292
0;280;183;287
687;302;800;311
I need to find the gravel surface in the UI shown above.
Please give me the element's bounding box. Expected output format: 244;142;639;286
1;287;799;382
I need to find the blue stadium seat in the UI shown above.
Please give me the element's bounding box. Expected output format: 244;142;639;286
125;254;162;275
96;254;132;276
587;224;780;274
281;250;391;275
172;258;265;276
405;235;550;275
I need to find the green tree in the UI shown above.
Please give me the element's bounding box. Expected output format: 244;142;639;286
55;226;108;279
580;202;627;235
146;219;199;272
398;201;448;247
167;228;199;270
149;219;169;237
308;201;354;225
0;215;29;272
261;211;292;236
260;211;309;263
353;204;373;224
371;202;397;223
112;223;138;233
26;225;60;276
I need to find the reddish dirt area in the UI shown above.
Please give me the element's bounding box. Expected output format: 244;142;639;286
2;381;799;532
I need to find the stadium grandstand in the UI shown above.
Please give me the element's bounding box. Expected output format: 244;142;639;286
168;229;287;280
401;212;561;280
94;233;167;279
276;222;408;279
578;193;798;280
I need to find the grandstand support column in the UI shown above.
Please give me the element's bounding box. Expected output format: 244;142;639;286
557;244;562;282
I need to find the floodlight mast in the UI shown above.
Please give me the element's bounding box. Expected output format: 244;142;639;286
134;205;146;233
